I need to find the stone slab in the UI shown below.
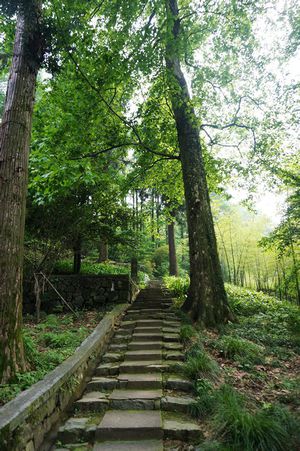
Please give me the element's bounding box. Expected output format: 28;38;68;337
93;440;163;450
161;396;195;413
96;410;163;440
128;342;162;351
163;419;203;442
109;389;162;400
86;377;118;392
125;350;162;361
118;373;162;389
119;361;163;373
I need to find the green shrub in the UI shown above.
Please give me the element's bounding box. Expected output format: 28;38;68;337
41;329;86;349
214;385;295;451
182;347;220;381
190;379;218;418
53;259;129;275
216;335;264;364
163;275;189;305
180;324;197;343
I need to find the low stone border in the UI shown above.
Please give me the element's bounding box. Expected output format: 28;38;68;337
0;303;128;451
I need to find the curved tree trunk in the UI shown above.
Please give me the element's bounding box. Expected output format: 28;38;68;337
165;0;232;325
0;2;42;383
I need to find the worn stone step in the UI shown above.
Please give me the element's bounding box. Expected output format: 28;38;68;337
161;395;195;414
163;334;180;342
131;333;163;342
96;410;163;441
112;335;131;344
109;343;128;352
102;353;122;363
93;439;163;451
57;417;95;444
163;417;203;442
134;327;162;334
75;392;109;412
135;320;164;327
119;321;136;329
109;389;162;410
118;373;162;389
86;377;118;392
163;342;183;351
95;363;119;377
164;351;184;361
164;375;194;393
116;329;133;336
128;341;162;351
119;360;164;374
162;327;180;334
124;350;162;361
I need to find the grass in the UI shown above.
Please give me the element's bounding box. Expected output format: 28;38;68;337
53;259;129;275
0;312;100;406
182;344;220;381
215;335;265;364
165;277;300;450
213;386;297;451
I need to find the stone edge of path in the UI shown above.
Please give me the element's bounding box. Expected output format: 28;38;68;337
0;303;129;451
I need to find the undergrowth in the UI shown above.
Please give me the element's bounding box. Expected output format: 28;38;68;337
166;278;300;450
0;312;97;406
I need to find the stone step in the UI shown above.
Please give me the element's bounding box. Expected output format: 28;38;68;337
75;392;109;412
96;410;163;441
102;353;122;363
134;327;162;334
116;329;133;336
163;334;180;342
120;321;136;329
163;417;203;442
163;342;183;351
93;439;163;451
135;320;164;327
86;377;118;392
164;375;194;393
57;418;94;444
109;343;128;352
161;395;195;414
95;363;119;377
128;341;162;351
118;373;162;389
119;360;164;374
164;351;184;361
109;389;162;410
131;333;163;342
124;350;162;361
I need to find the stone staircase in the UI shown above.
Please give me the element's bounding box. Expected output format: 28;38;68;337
53;287;202;451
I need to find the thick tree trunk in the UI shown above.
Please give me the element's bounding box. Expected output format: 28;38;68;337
98;240;108;262
73;236;82;274
0;3;42;383
168;221;178;276
131;257;138;281
165;0;232;325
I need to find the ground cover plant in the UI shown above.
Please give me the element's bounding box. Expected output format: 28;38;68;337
0;312;102;406
168;277;300;450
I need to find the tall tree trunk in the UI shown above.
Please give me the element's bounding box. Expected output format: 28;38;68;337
73;236;82;274
168;220;178;276
98;240;108;262
165;0;232;325
0;2;42;383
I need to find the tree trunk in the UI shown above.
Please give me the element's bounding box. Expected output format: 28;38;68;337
0;3;42;383
165;0;232;325
131;257;138;281
168;221;178;276
73;237;82;274
98;240;108;262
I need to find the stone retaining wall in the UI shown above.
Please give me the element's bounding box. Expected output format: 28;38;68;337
0;303;128;451
24;274;133;313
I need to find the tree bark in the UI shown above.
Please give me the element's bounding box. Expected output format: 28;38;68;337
98;240;108;262
168;220;178;276
0;2;43;383
73;236;82;274
165;0;232;325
